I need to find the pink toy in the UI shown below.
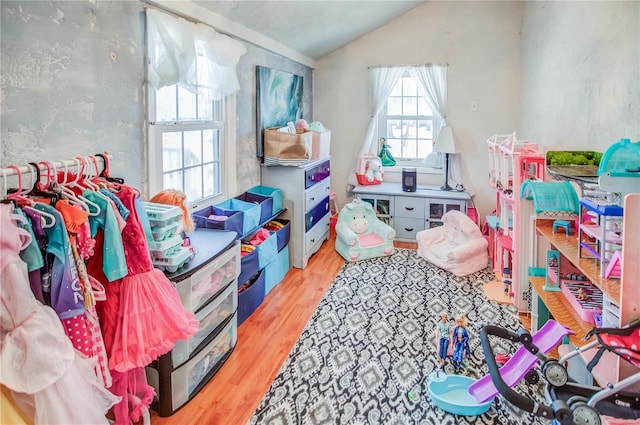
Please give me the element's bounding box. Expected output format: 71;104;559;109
295;119;309;131
605;250;622;278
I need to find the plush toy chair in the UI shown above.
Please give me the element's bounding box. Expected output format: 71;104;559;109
335;199;395;262
416;210;488;276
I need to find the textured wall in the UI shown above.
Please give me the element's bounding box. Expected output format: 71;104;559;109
1;1;312;196
519;1;640;151
314;1;524;218
1;1;146;185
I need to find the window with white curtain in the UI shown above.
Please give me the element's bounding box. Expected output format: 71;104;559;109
145;8;246;209
377;69;441;163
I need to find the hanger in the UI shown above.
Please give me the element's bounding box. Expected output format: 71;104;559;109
6;164;56;228
96;152;124;184
56;159;100;216
79;156;101;191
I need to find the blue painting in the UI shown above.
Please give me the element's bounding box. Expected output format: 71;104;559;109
256;66;303;158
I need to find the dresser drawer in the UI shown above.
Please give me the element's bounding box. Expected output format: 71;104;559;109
394;217;424;240
176;242;240;313
305;214;330;254
305;196;330;232
171;282;237;368
305;177;331;211
394;196;425;219
305;159;330;189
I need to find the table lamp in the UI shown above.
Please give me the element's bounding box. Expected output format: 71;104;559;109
433;126;458;191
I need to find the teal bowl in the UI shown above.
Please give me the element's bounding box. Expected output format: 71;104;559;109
428;373;494;416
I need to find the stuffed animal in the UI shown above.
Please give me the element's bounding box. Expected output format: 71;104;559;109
365;158;383;183
334;199;395;261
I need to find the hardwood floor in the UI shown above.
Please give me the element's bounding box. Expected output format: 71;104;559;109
149;238;413;425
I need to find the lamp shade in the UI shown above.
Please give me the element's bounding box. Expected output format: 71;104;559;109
433;126;458;154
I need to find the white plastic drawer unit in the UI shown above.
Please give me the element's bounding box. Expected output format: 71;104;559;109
149;313;238;416
175;241;240;313
305;177;331;211
171;282;237;368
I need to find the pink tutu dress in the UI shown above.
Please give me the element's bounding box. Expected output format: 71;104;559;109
0;204;120;424
108;184;198;372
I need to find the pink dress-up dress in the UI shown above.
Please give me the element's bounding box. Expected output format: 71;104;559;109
0;204;120;424
108;184;199;372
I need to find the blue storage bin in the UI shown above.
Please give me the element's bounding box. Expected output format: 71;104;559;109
214;199;261;235
247;185;283;216
235;192;274;225
237;269;265;326
238;244;259;285
264;245;290;295
243;228;278;269
264;219;290;252
192;206;243;236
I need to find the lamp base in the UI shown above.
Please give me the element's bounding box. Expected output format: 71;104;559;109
440;183;454;191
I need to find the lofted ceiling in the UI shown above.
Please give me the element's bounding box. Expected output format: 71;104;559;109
194;1;426;60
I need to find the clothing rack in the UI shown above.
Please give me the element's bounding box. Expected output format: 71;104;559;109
0;152;111;198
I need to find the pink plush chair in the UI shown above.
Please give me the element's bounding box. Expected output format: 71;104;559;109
416;210;488;276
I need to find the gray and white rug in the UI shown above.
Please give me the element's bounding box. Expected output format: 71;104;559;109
249;249;545;424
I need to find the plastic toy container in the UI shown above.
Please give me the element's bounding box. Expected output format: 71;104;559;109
150;221;180;242
428;373;494;416
246;185;283;216
148;234;184;260
152;246;193;273
144;202;182;230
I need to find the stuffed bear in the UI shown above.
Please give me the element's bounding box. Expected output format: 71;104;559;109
364;158;383;183
334;199;395;261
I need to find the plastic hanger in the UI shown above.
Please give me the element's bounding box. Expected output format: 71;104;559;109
5;164;56;228
57;160;101;216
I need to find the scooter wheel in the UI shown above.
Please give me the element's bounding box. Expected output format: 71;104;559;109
524;369;539;385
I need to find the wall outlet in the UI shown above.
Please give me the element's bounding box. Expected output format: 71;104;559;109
470;100;479;112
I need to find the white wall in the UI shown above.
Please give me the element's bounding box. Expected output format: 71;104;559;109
519;1;639;151
315;1;524;218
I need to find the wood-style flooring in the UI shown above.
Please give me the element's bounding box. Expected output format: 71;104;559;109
149;236;415;425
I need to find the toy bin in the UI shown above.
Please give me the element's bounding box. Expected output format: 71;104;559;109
264;245;290;295
264;219;291;252
148;234;184;261
171;282;237;368
237;269;266;325
246;185;283;216
144;202;182;228
243;228;277;269
235;192;274;225
192;206;243;237
152;246;192;273
238;244;259;286
214;199;261;235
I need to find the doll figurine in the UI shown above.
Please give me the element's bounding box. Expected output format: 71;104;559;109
450;315;471;373
149;189;195;234
435;312;451;367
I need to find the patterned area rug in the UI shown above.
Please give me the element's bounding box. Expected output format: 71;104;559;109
250;249;546;425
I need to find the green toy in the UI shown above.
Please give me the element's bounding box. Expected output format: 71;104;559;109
378;138;396;166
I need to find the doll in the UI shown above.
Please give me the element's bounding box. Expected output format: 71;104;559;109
435;312;452;367
450;315;471;373
149;189;195;234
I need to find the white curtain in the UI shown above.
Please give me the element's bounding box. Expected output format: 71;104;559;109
146;8;247;100
411;65;461;184
348;67;406;186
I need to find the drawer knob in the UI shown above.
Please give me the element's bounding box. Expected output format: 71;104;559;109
310;197;315;201
311;239;315;243
405;227;414;231
405;207;414;211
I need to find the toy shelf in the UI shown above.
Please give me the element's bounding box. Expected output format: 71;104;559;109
579;225;623;245
535;220;621;306
529;276;592;347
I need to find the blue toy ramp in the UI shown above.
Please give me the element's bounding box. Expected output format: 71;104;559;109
428;372;494;416
469;320;571;404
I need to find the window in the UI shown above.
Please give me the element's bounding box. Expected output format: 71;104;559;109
378;70;440;163
148;81;224;206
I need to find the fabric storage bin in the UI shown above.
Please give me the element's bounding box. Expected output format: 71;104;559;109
311;130;331;159
235;192;274;225
193;206;243;237
247;185;283;216
171;282;237;368
243;228;277;269
237;269;266;325
238;244;259;285
264;219;290;252
214;199;261;235
264;245;290;295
